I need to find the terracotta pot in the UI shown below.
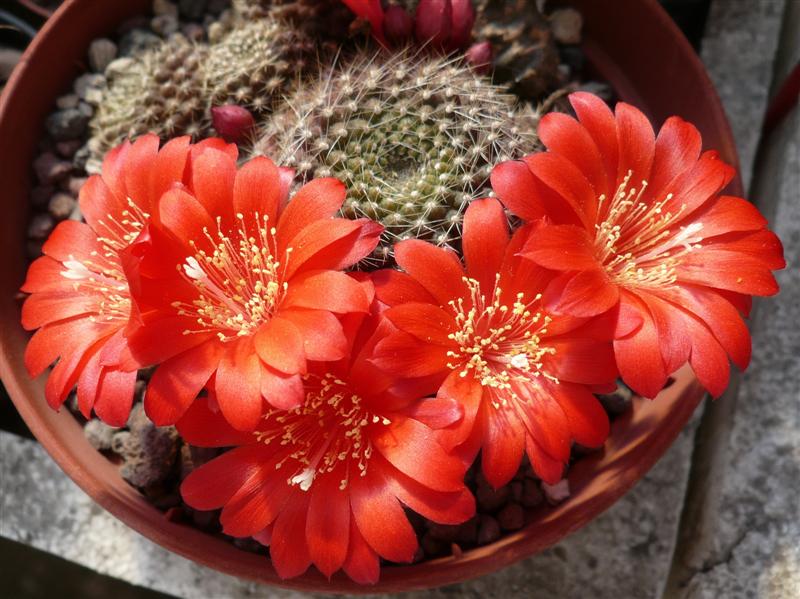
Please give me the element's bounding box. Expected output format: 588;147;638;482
0;0;742;593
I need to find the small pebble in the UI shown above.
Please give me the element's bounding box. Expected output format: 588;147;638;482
497;503;525;531
477;515;501;545
28;214;54;240
151;15;179;37
45;104;92;141
55;93;79;110
153;0;179;18
48;192;77;219
26;240;44;260
56;140;82;159
179;0;208;21
427;522;461;543
542;479;571;504
206;0;229;16
73;145;92;171
88;38;118;72
181;23;206;42
30;185;54;209
119;29;161;56
84;419;117;451
521;478;544;508
34;152;72;184
550;8;583;45
476;479;511;512
597;383;634;416
510;480;523;503
455;516;479;545
68;176;88;196
73;73;106;100
421;532;448;557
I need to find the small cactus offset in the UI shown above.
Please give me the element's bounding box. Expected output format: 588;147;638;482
252;47;541;265
204;17;316;113
87;36;209;171
221;0;354;46
474;0;562;100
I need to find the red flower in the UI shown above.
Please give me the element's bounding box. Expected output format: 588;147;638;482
341;0;475;51
370;198;617;486
177;310;473;583
122;147;383;431
491;92;785;398
20;134;214;426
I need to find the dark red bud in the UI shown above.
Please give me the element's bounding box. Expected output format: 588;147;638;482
449;0;475;50
465;41;493;73
415;0;453;49
211;105;255;144
384;5;414;43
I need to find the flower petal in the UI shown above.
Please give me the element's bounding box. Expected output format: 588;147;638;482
232;155;281;223
276;178;346;254
394;239;467;306
614;292;668;398
490;160;548;222
462;198;510;290
370;331;451;378
383;303;456;346
283;270;370;313
270;491;313;579
649;116;702;198
260;365;305;410
144;341;222;426
180;445;267;510
553;382;610;448
569;92;619;187
543;268;620;318
522;223;599;271
215;340;263;431
351;470;417;564
92;367;137;427
254;316;306;375
481;405;526;488
176;397;255;447
306;472;351;579
281;308;348;362
373;417;465;493
615;101;655;186
342;518;380;585
190;147;236;223
372;269;436;306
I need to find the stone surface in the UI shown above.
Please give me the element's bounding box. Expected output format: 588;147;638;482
678;84;800;599
699;0;786;189
0;409;700;599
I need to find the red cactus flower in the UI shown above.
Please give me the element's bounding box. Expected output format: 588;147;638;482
491;92;785;398
177;310;473;583
121;147;383;431
342;0;475;51
20;134;219;426
370;198;617;487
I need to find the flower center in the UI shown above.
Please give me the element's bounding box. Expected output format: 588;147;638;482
172;213;290;343
446;276;557;410
58;199;146;324
253;374;391;492
595;171;704;289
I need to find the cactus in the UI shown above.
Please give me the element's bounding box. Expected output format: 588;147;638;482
228;0;354;44
252;47;541;266
473;0;562;100
204;17;316;113
87;36;209;171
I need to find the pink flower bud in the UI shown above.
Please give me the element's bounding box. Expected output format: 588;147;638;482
465;41;493;73
415;0;453;49
384;5;414;43
449;0;475;50
211;105;255;144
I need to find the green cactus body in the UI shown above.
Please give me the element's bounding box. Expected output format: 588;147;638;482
87;36;209;170
205;17;316;113
252;48;541;266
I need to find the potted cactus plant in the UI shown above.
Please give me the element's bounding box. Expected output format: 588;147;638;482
0;0;784;592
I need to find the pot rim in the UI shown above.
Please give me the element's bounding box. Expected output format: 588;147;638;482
0;0;740;593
